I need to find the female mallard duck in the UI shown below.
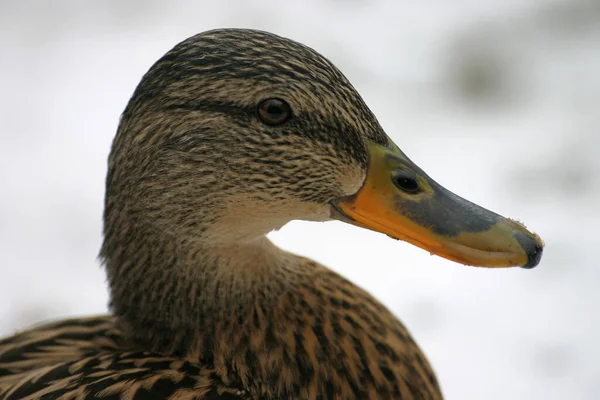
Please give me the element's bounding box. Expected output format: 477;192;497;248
0;29;543;399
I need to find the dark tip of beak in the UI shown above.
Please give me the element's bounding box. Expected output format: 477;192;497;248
514;231;543;269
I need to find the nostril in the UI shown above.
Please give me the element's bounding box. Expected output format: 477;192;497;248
392;170;420;194
514;231;544;269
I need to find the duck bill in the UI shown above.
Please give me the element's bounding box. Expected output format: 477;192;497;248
332;140;543;269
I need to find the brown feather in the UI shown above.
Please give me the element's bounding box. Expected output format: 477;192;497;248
1;29;443;399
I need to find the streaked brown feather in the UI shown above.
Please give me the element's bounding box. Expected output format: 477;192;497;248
1;29;443;399
0;317;250;399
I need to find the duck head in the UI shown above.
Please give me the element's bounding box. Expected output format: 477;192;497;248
103;28;543;270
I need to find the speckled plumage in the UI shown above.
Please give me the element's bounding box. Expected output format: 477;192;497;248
0;29;442;399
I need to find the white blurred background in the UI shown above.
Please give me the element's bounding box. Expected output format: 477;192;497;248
1;1;598;399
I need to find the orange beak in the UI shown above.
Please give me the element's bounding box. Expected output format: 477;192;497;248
332;140;543;268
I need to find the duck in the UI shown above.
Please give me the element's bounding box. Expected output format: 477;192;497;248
0;28;543;400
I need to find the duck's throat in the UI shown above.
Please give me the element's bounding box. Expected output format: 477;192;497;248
101;226;433;398
104;233;301;358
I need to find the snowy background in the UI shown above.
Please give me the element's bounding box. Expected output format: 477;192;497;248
1;1;599;399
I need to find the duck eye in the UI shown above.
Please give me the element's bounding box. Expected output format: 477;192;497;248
392;170;420;194
257;98;292;126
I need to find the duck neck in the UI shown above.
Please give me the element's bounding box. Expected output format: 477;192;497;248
103;226;302;358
